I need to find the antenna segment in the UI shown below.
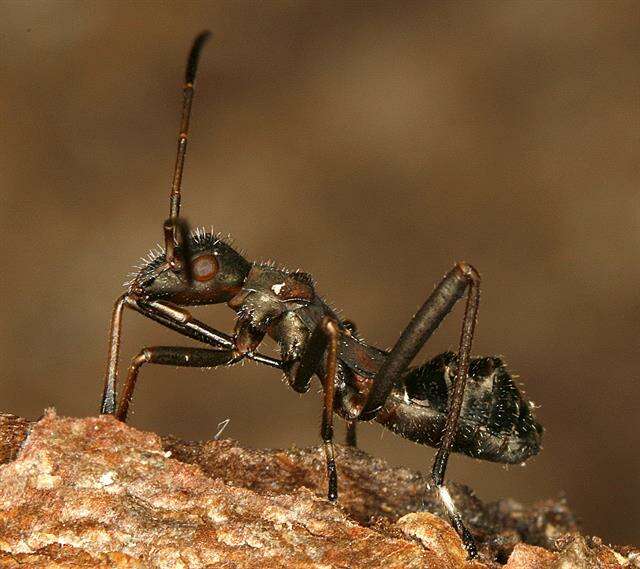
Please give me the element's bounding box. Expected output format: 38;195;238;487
169;30;212;221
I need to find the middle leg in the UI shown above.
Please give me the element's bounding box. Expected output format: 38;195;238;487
101;294;282;415
345;421;357;447
286;316;340;501
342;319;359;448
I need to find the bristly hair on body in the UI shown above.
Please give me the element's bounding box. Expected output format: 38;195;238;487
123;227;235;288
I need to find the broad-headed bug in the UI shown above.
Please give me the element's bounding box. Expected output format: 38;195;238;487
101;31;543;558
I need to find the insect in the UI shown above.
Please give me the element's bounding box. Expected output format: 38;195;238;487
101;31;543;558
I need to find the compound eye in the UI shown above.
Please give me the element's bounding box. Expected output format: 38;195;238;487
192;254;218;282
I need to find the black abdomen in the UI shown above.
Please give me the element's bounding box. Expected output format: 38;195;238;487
375;352;543;464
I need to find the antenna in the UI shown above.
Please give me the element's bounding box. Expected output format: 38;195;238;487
169;30;211;221
164;31;211;274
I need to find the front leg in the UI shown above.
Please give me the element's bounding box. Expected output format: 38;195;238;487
100;294;282;415
116;312;272;422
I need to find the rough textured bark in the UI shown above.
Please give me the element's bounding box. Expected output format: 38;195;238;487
0;412;636;568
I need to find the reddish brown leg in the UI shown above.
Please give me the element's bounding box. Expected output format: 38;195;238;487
345;421;357;447
357;262;481;558
100;296;282;416
286;316;340;501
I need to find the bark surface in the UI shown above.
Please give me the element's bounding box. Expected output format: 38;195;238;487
0;413;636;568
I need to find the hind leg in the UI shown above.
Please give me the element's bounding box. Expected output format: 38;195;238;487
357;262;481;557
341;319;359;448
345;421;357;447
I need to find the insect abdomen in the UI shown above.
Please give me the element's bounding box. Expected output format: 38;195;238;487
375;352;543;464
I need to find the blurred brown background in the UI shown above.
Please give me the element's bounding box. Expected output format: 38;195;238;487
2;1;639;545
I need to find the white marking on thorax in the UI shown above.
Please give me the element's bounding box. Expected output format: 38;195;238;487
271;283;285;295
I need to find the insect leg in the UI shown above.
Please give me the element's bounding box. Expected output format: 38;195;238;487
101;294;235;415
288;316;335;393
431;267;480;485
358;262;480;557
430;269;480;558
342;319;359;448
345;421;357;447
286;316;340;501
134;298;282;369
116;346;239;422
101;295;282;414
322;319;339;501
101;294;127;414
358;262;479;419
